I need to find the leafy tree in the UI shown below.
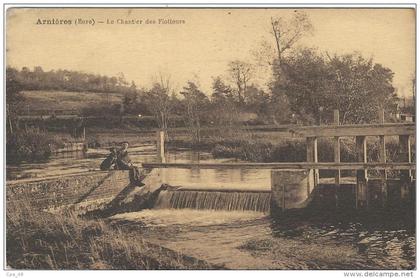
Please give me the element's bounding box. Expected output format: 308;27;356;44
271;48;397;124
211;76;235;103
6;66;24;134
272;48;332;124
244;85;270;118
210;77;240;126
328;53;396;124
180;82;210;143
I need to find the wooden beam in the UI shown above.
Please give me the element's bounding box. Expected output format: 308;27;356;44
399;135;412;200
156;130;166;163
334;136;341;208
379;135;387;207
333;109;340;125
333;109;340;208
356;136;368;209
306;137;319;186
291;123;415;137
377;108;387;207
141;162;415;170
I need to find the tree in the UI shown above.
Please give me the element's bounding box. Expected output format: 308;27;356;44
144;73;174;131
244;85;270;115
211;76;235;103
254;11;313;67
272;48;332;124
227;60;254;104
271;48;397;125
122;81;138;114
328;53;396;124
6;66;24;134
180;82;210;144
210;77;240;126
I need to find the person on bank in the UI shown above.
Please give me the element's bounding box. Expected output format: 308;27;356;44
100;147;117;171
114;142;145;187
115;142;133;170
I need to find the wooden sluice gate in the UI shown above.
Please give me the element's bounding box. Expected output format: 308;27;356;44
145;109;416;214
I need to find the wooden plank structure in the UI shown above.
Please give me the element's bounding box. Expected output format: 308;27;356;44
143;161;415;170
145;109;415;209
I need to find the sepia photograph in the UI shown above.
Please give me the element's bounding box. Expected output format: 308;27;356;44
3;4;417;272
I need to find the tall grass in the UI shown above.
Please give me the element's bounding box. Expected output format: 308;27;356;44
6;201;214;270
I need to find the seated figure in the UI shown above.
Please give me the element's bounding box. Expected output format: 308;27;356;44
100;147;117;170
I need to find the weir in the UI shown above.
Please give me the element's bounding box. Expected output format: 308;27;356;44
154;189;271;212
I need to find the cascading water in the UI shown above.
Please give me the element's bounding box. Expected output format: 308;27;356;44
154;189;272;212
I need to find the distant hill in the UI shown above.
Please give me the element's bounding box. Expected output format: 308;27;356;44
20;90;124;115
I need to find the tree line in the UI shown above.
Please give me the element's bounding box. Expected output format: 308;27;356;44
7;11;401;144
7;66;136;94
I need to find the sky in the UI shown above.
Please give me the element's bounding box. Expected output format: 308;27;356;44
6;8;415;97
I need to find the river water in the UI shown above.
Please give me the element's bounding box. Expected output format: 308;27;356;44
7;144;271;191
6;145;415;269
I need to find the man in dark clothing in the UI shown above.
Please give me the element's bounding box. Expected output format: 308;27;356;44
115;142;132;170
115;142;145;187
100;148;117;170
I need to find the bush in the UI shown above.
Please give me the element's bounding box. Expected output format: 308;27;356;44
6;128;60;164
212;140;273;162
269;140;307;162
86;135;102;148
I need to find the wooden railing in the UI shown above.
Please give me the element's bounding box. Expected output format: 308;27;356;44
294;109;415;209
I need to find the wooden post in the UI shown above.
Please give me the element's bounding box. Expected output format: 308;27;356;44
398;135;411;200
306;137;318;189
333;110;341;208
356;136;368;209
156;130;166;163
378;109;387;207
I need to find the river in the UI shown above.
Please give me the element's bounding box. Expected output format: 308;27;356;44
6;144;271;191
6;145;415;269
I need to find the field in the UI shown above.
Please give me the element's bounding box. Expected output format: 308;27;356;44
20;90;124;114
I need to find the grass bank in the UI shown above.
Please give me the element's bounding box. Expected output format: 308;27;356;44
6;202;217;270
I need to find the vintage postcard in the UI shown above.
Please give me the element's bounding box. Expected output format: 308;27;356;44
4;5;416;274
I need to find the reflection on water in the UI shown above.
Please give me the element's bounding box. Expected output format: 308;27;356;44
158;150;270;191
6;145;271;191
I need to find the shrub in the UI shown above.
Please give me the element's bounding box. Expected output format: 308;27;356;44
86;135;102;148
269;140;307;162
212;140;273;162
6;128;60;164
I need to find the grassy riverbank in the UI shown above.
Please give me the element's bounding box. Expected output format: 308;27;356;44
6;202;216;270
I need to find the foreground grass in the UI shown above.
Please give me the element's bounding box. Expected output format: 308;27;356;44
6;202;216;270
